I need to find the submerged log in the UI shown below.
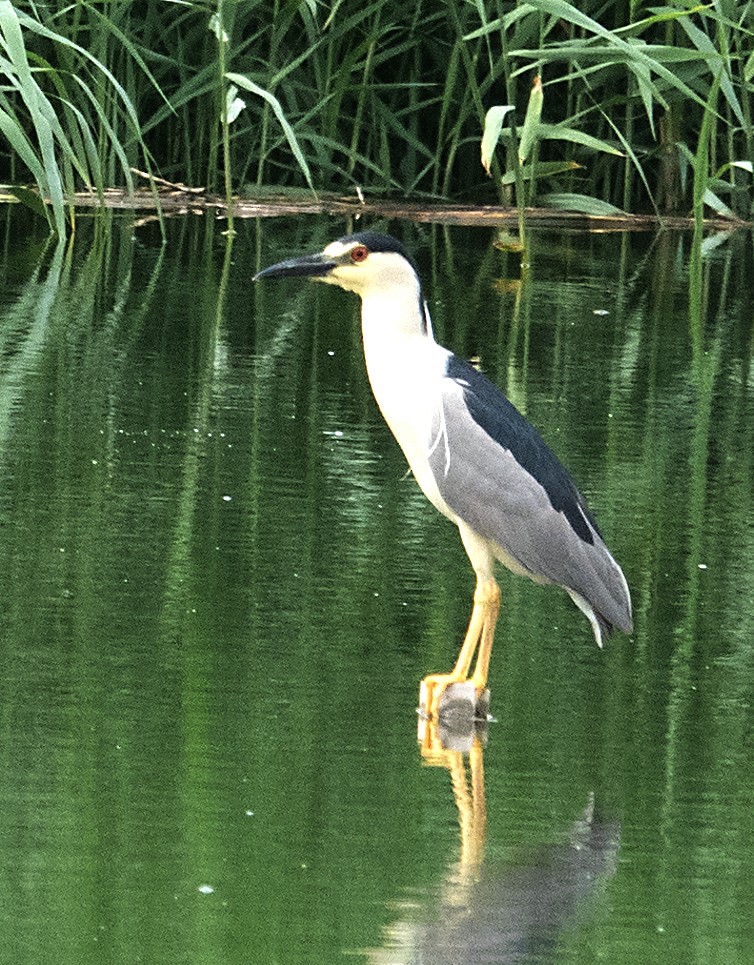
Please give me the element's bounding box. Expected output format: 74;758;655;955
58;180;750;232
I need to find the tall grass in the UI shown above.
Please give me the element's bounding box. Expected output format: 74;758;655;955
1;0;752;232
0;1;150;233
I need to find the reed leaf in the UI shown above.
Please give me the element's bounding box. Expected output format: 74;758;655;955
540;192;625;214
501;160;583;185
518;74;544;164
481;105;515;176
226;71;318;199
537;123;624;156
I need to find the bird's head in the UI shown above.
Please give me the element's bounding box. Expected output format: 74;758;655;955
254;232;421;300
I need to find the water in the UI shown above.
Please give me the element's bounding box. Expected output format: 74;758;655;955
0;209;752;964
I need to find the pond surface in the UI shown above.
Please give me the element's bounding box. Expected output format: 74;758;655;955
0;208;753;964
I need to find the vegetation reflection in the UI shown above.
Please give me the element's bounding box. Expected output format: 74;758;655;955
0;214;752;964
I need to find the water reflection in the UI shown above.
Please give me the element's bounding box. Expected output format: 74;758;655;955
370;740;619;965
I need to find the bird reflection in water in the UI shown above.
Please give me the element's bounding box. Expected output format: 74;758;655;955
367;733;620;965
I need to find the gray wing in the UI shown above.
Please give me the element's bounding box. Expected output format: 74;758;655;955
428;356;632;635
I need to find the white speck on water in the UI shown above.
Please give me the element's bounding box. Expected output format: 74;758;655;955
197;884;214;895
222;495;232;502
698;563;708;570
593;309;610;316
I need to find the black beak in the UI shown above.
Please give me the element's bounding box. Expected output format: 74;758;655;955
253;252;336;281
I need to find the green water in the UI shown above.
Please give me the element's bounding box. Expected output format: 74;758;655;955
0;210;752;964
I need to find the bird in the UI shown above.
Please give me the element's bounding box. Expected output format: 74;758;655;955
254;231;632;720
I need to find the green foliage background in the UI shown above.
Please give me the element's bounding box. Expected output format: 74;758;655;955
1;0;753;232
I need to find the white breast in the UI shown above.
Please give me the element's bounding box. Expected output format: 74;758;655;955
360;295;457;522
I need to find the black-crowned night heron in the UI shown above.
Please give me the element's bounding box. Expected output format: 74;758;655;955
255;232;632;719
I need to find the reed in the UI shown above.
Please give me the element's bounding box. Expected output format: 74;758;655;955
1;0;751;232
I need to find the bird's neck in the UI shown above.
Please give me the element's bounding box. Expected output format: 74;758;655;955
360;290;436;403
358;287;448;502
358;287;444;425
359;286;433;343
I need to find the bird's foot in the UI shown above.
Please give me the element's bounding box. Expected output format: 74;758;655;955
417;676;491;757
418;674;489;722
419;673;461;721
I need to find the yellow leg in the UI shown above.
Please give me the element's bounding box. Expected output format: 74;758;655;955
419;735;487;868
470;580;500;691
419;577;500;720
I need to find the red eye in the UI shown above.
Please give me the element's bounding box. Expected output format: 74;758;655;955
350;245;369;263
